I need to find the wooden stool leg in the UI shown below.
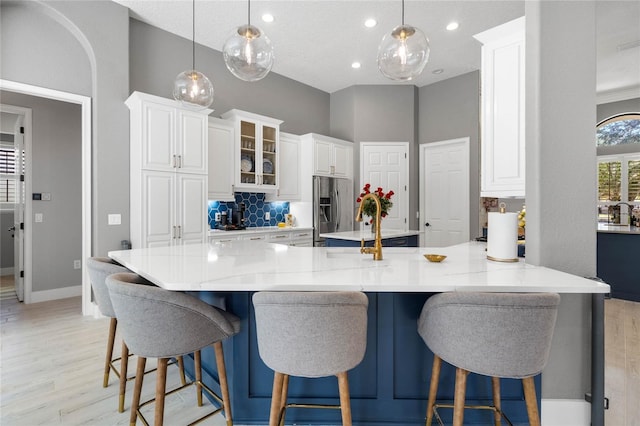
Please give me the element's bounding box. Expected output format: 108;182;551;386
154;358;168;426
337;371;353;426
213;342;233;426
522;377;540;426
104;318;117;387
177;355;186;386
129;356;146;426
195;351;203;407
269;372;285;426
119;341;129;413
453;368;468;426
491;376;502;426
278;375;289;426
426;355;442;426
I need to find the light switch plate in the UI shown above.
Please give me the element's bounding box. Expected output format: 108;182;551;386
42;192;51;201
265;212;270;220
108;214;121;225
35;213;43;223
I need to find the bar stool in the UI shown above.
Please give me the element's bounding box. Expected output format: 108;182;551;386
106;272;240;426
417;292;560;426
252;291;368;426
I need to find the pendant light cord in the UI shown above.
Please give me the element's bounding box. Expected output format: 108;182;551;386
401;0;405;26
247;0;251;26
192;0;195;70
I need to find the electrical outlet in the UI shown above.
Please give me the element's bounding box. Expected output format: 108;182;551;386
108;214;121;225
215;212;221;222
73;260;81;269
35;213;43;223
265;212;270;220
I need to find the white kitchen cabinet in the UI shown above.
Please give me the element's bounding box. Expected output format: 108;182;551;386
474;17;526;198
266;132;301;201
208;117;235;201
303;133;353;179
290;230;313;246
221;109;283;193
267;232;291;244
127;91;211;248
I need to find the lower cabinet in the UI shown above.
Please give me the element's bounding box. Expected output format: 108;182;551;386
209;228;313;246
325;235;419;248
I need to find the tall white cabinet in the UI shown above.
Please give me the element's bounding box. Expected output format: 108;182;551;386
127;91;211;248
474;16;526;198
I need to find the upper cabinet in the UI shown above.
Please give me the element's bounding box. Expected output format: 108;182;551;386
302;133;353;179
221;109;283;193
126;91;211;248
207;117;235;201
474;17;526;198
267;132;301;201
126;91;208;175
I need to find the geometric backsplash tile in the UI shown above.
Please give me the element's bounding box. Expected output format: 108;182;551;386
208;193;290;229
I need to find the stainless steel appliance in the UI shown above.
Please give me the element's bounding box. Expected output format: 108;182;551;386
313;176;354;246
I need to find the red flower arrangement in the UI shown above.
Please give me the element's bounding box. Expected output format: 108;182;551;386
356;183;394;223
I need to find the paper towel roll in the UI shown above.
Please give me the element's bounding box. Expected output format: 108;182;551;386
487;211;518;262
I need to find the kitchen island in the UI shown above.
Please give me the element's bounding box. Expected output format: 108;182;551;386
109;241;609;425
320;229;421;247
597;223;640;301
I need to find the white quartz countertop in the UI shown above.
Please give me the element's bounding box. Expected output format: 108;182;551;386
209;226;313;237
109;241;609;294
320;229;422;241
597;223;640;234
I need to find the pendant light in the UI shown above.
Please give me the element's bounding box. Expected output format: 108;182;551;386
377;0;430;81
222;0;274;82
173;0;214;109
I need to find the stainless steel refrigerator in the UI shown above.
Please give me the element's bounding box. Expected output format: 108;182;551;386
313;175;354;246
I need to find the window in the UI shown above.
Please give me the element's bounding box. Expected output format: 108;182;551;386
0;144;18;206
597;113;640;146
597;154;640;224
596;113;640;225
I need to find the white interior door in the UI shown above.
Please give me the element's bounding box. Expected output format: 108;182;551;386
360;142;408;231
420;138;470;247
13;117;25;301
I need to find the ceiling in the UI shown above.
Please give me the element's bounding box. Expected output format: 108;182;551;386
114;0;639;96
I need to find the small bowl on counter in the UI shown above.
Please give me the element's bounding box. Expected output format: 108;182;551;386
424;254;447;263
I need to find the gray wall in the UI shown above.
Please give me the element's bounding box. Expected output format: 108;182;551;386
130;19;330;136
1;0;131;261
330;85;419;229
1;211;14;269
0;91;82;292
419;71;481;238
526;1;597;398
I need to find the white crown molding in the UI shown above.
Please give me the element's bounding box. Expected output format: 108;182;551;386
597;86;640;105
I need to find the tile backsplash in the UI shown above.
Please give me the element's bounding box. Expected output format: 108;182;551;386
208;193;290;228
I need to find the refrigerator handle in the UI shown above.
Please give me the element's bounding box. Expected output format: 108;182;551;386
335;186;340;231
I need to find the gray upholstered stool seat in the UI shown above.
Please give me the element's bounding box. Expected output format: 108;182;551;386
417;292;560;426
253;291;369;426
107;272;241;426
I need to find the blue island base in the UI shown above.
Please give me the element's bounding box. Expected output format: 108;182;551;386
185;292;540;425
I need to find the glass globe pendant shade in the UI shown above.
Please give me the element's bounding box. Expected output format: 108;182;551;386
377;24;430;81
223;24;274;82
173;70;214;109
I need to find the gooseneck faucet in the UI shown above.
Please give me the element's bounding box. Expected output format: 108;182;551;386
356;193;383;260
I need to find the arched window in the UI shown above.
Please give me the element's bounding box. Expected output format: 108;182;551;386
596;113;640;225
597;113;640;146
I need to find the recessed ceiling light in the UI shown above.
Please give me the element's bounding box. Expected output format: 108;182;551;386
262;14;274;23
432;68;444;74
446;22;459;31
364;18;377;28
352;62;361;69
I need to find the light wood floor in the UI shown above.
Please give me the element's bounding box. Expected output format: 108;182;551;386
1;292;639;425
0;295;228;425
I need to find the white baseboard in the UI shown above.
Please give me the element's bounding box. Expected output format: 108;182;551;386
542;399;590;426
30;285;82;303
0;267;15;276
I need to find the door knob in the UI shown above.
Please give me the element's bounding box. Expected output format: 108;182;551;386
8;225;16;232
425;222;431;227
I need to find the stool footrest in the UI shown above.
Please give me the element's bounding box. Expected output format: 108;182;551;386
433;403;514;426
136;379;226;426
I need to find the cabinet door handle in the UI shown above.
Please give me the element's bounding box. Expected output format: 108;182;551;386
172;155;177;168
177;225;182;238
330;165;335;175
178;155;182;168
250;237;262;240
172;226;176;239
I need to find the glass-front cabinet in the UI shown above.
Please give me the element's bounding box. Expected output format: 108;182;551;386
221;109;282;192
